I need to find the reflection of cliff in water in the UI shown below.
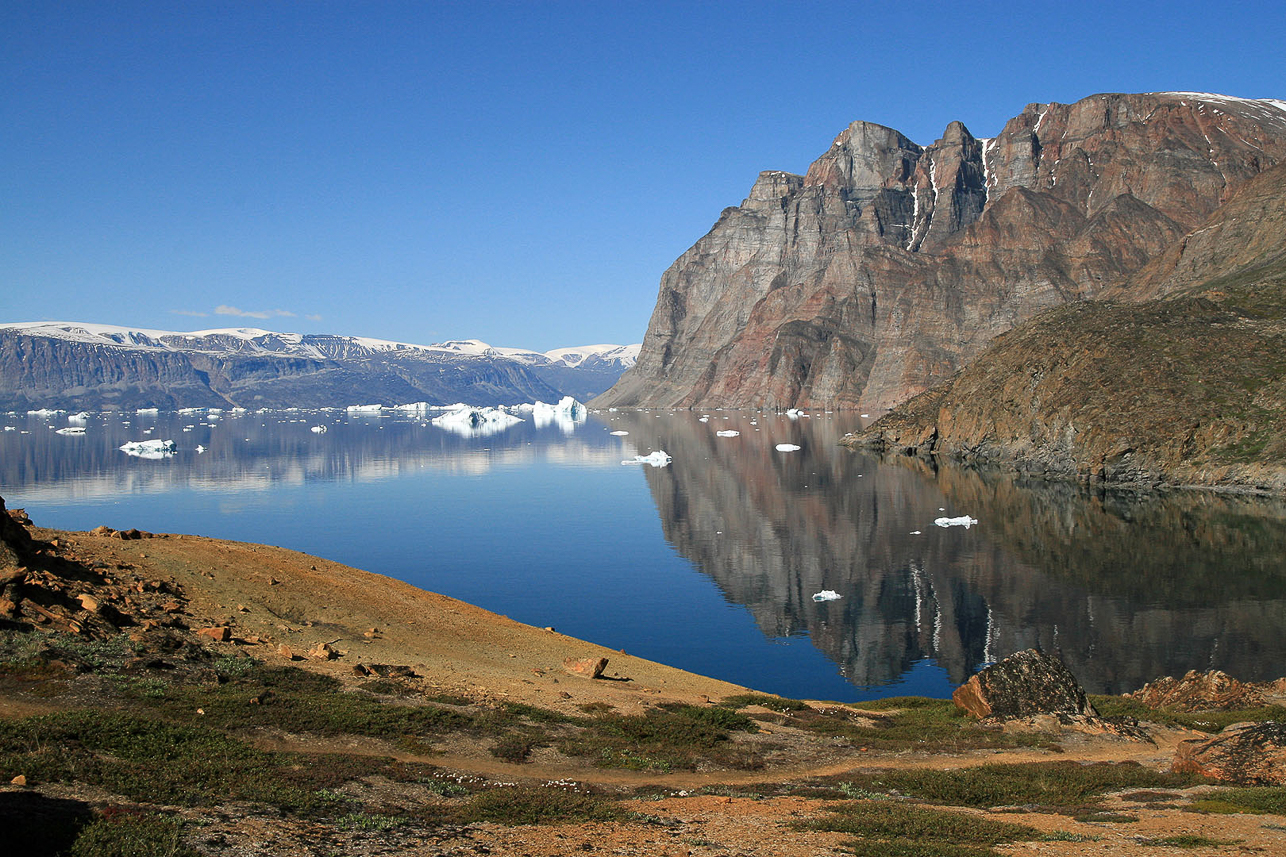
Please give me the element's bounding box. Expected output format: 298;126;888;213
614;412;1286;693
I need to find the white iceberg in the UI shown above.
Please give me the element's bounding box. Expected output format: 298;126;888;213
346;404;384;413
27;409;66;417
812;590;842;602
934;516;978;529
715;430;740;437
609;430;629;436
775;443;802;452
786;408;804;419
622;450;672;468
55;426;86;435
432;405;523;438
68;412;91;424
310;425;327;434
136;407;160;415
520;396;586;433
3;427;15;432
119;439;177;459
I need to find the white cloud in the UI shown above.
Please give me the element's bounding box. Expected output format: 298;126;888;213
170;309;209;318
305;313;323;322
215;306;297;320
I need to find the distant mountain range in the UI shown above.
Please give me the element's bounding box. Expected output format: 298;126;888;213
0;322;640;411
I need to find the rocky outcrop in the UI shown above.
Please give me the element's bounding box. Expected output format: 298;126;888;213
845;158;1286;493
1128;670;1286;712
1173;721;1286;784
952;649;1097;719
596;93;1286;411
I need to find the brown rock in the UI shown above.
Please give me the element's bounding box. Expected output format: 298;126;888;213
562;657;609;679
309;641;338;660
1172;721;1286;785
10;774;26;786
953;649;1097;720
277;644;297;660
90;525;115;536
77;593;100;612
197;626;231;642
0;597;16;618
1128;670;1267;712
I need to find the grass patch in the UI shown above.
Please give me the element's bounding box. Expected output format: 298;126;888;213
458;787;622;825
489;733;542;763
558;707;762;772
786;699;1045;753
1189;787;1286;815
658;703;759;732
1144;835;1239;848
1090;696;1286;733
67;809;200;857
801;801;1039;855
721;693;811;712
835;761;1198;810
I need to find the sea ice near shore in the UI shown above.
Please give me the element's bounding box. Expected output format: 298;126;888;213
934;516;978;528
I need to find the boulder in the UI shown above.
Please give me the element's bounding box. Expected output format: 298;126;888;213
1172;721;1286;785
196;626;231;642
562;657;609;679
309;641;338;660
953;649;1097;719
1128;670;1266;711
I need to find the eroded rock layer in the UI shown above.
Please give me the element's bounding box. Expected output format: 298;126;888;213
596;92;1286;411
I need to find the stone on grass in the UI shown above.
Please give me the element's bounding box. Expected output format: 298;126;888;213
953;649;1097;719
1128;670;1267;711
1172;721;1286;785
562;657;608;679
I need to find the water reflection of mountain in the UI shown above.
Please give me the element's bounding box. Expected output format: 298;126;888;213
613;411;1286;693
1;411;623;501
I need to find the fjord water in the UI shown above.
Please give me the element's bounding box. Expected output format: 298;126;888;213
4;409;1286;702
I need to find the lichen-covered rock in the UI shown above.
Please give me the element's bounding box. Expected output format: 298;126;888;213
952;649;1097;719
1128;670;1267;712
1172;721;1286;785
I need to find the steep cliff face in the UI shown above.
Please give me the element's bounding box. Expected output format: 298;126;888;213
848;158;1286;492
596;92;1286;410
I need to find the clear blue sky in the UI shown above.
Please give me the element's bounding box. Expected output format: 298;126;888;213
4;1;1284;350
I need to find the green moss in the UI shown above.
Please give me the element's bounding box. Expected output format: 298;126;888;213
457;787;621;826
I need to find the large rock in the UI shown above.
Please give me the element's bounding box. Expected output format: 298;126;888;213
1128;670;1269;712
596;92;1286;412
952;649;1098;719
1172;721;1286;785
0;495;35;571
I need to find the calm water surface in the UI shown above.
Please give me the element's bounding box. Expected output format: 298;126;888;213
4;408;1286;702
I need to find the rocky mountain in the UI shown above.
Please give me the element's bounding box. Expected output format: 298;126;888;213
595;92;1286;411
846;158;1286;493
0;323;639;411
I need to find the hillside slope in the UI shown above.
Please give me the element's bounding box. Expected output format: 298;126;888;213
846;160;1286;492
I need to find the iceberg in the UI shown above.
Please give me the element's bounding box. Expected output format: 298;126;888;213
310;425;328;434
715;430;740;437
55;427;86;435
119;439;177;459
522;396;586;433
346;404;384;413
68;412;91;424
622;451;672;468
136;407;160;415
27;409;66;417
609;430;629;436
775;443;801;452
812;590;842;602
934;516;978;529
786;408;804;419
431;405;523;438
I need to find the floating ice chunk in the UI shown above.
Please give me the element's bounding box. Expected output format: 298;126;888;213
910;530;922;535
432;405;523;438
934;516;978;529
205;413;220;421
136;407;159;415
698;416;709;422
786;408;804;419
524;396;586;433
27;409;66;417
775;443;802;452
120;439;177;459
622;450;672;467
346;404;384;413
812;590;842;602
609;430;629;436
195;445;205;453
716;430;740;437
68;412;91;424
860;413;870;418
310;425;327;433
3;426;15;432
55;427;86;435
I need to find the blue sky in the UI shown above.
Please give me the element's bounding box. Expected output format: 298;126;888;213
4;1;1284;351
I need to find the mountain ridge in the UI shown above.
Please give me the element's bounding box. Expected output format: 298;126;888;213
0;321;640;411
595;91;1286;411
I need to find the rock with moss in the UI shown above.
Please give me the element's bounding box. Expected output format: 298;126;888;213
953;649;1098;720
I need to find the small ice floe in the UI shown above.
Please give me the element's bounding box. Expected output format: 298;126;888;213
205;413;220;421
622;451;672;467
27;408;66;417
609;430;629;436
346;404;384;413
432;405;523;438
55;427;86;435
716;430;740;437
910;530;922;535
68;412;91;424
812;590;842;602
775;443;802;452
119;439;177;459
195;445;206;453
3;426;16;432
136;407;159;415
310;425;327;433
786;408;803;419
934;516;978;529
698;416;710;423
860;413;870;418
